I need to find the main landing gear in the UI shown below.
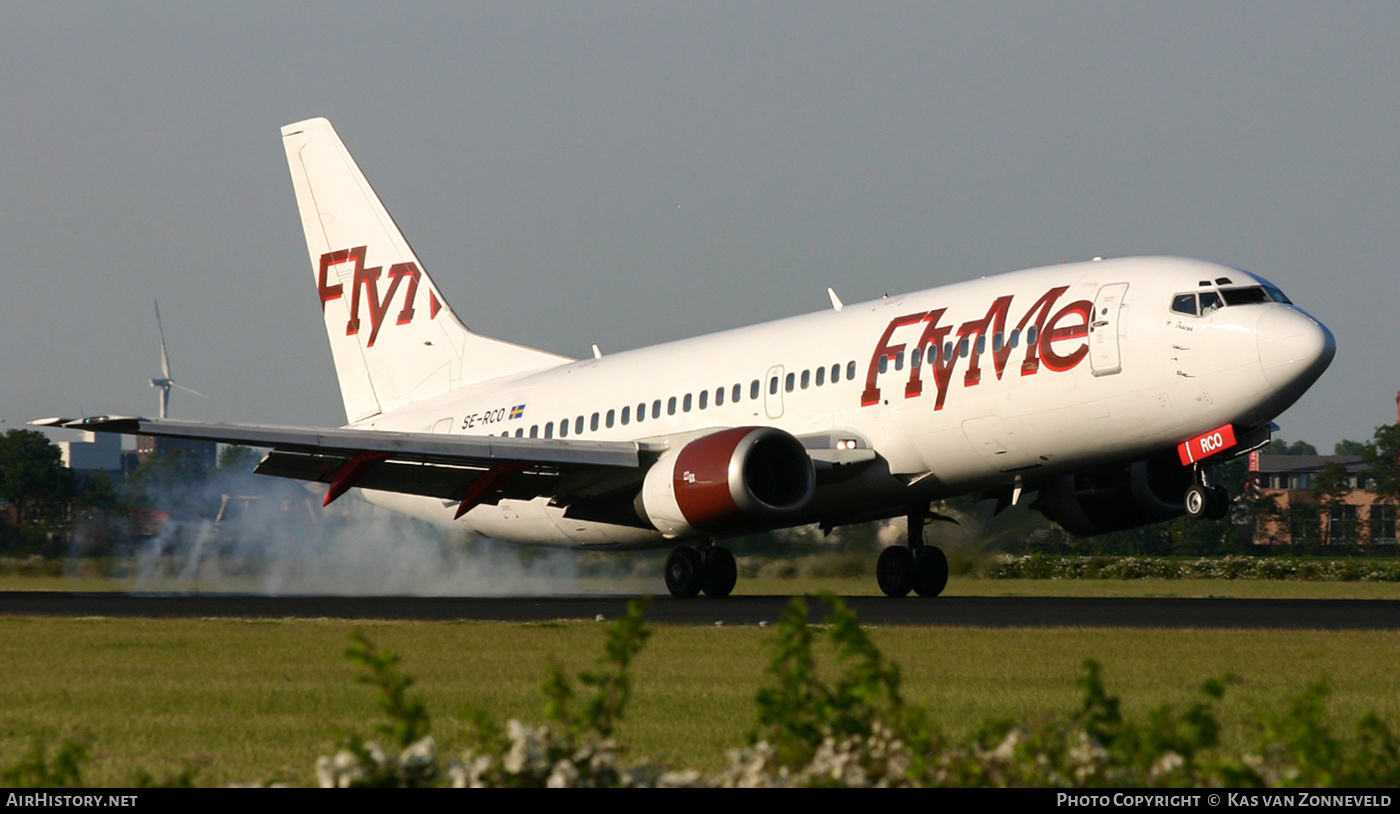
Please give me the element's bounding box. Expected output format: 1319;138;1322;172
1184;468;1230;521
876;508;949;598
664;544;738;598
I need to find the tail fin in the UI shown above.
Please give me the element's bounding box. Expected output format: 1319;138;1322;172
281;117;570;423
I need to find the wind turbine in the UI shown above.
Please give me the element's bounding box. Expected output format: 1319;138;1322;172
150;300;206;419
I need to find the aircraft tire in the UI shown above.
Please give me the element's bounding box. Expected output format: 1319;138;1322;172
912;546;949;597
1206;485;1230;520
1184;484;1210;519
877;546;914;597
665;547;704;598
701;546;738;598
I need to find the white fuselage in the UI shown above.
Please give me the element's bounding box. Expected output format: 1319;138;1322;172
352;255;1331;549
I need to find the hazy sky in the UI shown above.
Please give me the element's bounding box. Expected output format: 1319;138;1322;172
3;2;1395;451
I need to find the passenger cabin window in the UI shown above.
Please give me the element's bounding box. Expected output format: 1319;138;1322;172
667;397;677;416
590;413;599;432
816;366;825;386
736;383;744;402
652;400;662;419
605;409;614;428
769;377;778;395
622;406;631;425
785;372;795;392
846;361;856;380
801;370;810;389
575;416;584;435
682;393;692;412
700;390;709;409
530;425;539;438
559;419;568;438
715;387;724;407
830;364;840;383
545;422;554;439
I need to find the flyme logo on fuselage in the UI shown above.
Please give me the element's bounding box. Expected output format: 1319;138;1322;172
316;246;442;347
862;285;1093;410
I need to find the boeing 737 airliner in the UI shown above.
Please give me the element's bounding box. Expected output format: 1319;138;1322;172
38;118;1336;598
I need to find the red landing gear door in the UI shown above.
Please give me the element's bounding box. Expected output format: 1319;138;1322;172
1177;424;1238;466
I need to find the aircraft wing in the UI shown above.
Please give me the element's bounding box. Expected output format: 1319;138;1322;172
34;416;659;517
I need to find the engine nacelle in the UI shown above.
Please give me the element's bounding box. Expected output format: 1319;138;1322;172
1033;450;1193;536
636;426;815;537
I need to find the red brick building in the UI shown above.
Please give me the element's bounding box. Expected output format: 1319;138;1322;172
1250;454;1396;546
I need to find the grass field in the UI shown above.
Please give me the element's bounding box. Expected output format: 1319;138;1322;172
2;608;1400;786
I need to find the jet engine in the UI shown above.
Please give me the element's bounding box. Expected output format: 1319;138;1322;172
1032;450;1193;536
636;426;815;537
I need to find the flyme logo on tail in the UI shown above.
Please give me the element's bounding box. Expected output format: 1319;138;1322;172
316;246;443;346
862;285;1094;410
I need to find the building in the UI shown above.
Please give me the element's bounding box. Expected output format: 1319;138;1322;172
1250;453;1396;546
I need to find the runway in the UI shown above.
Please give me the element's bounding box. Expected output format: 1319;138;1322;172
1;592;1397;629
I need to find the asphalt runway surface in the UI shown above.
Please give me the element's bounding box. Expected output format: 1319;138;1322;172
1;592;1398;628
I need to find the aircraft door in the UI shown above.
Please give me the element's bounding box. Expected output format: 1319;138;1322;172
1089;282;1129;376
764;365;785;419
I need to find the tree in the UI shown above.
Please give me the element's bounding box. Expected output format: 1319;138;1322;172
1270;439;1318;456
0;429;75;526
1362;424;1400;506
218;444;261;473
1334;439;1367;456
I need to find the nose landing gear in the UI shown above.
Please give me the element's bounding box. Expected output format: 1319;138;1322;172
1184;468;1230;521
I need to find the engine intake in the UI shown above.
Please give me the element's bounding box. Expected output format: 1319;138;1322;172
636;426;815;537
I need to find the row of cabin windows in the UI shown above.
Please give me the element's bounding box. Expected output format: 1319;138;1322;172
509;360;859;439
875;327;1041;374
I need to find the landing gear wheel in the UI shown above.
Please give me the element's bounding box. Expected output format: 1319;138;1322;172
664;546;704;598
877;546;914;597
1184;484;1209;519
702;547;737;598
912;546;949;597
1206;485;1230;520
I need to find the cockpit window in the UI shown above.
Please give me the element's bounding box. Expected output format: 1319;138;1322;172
1172;283;1291;317
1220;286;1271;306
1172;293;1198;315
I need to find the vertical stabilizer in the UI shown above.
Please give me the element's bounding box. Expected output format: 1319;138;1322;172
281;118;570;423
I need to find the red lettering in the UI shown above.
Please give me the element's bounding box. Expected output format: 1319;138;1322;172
861;285;1091;412
903;309;950;401
862;312;928;406
316;249;350;312
346;257;382;337
318;247;422;347
390;263;421;325
1039;300;1092;372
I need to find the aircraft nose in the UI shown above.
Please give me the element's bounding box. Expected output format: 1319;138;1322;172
1257;307;1336;391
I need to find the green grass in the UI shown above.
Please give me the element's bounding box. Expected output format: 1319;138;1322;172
2;616;1400;786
